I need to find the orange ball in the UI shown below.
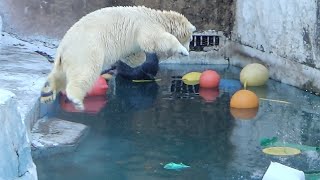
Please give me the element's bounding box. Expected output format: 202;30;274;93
199;70;220;88
230;90;259;109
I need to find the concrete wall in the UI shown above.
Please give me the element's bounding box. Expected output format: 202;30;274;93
234;0;319;67
229;0;320;93
0;0;235;41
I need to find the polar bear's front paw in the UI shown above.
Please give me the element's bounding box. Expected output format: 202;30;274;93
176;46;189;56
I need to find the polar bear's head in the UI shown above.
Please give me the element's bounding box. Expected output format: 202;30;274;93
162;10;196;51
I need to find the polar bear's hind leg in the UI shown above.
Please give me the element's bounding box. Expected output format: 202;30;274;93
65;54;104;110
40;67;65;104
65;79;87;110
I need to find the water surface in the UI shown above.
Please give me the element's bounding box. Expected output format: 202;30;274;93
35;64;320;180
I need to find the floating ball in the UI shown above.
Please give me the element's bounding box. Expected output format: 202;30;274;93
219;79;242;95
230;90;259;109
182;72;202;85
240;63;269;86
60;95;107;114
199;70;220;88
87;76;109;96
199;88;219;102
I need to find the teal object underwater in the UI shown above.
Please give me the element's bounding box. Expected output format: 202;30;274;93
305;172;320;180
164;162;190;170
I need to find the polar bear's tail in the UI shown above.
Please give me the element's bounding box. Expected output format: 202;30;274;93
40;54;65;104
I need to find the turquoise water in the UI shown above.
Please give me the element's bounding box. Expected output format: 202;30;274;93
34;64;320;180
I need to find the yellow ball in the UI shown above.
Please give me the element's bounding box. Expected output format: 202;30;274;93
182;72;202;85
240;63;269;86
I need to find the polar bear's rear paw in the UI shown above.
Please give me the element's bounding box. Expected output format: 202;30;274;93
70;98;85;111
176;46;189;56
40;82;56;103
41;95;54;104
74;103;85;111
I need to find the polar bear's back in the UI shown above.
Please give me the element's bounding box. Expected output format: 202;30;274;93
61;7;158;44
57;6;162;65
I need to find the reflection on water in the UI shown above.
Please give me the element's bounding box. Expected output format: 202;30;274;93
35;64;320;180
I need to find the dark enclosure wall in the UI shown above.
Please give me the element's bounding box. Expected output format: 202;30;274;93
0;0;235;40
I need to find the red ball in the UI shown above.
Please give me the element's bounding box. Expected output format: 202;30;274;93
199;70;220;88
87;76;109;96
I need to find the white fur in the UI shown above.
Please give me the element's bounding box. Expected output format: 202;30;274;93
41;6;196;110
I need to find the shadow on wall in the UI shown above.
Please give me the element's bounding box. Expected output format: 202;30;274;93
0;0;235;40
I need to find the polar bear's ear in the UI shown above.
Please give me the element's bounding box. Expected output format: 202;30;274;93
189;25;196;33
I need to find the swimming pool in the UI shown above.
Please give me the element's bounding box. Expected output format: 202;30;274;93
34;64;320;180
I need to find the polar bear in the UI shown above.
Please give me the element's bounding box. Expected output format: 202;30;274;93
41;6;196;110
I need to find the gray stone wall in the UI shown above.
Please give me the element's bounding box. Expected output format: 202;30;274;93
0;0;235;40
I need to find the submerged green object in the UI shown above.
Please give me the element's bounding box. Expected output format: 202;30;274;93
164;162;190;170
305;172;320;180
260;137;320;152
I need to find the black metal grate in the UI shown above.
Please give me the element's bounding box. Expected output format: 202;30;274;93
169;76;200;99
189;35;220;51
171;79;199;94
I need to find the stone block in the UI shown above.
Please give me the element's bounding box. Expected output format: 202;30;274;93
31;117;89;158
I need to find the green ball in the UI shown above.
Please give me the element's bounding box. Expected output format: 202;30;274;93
240;63;269;86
